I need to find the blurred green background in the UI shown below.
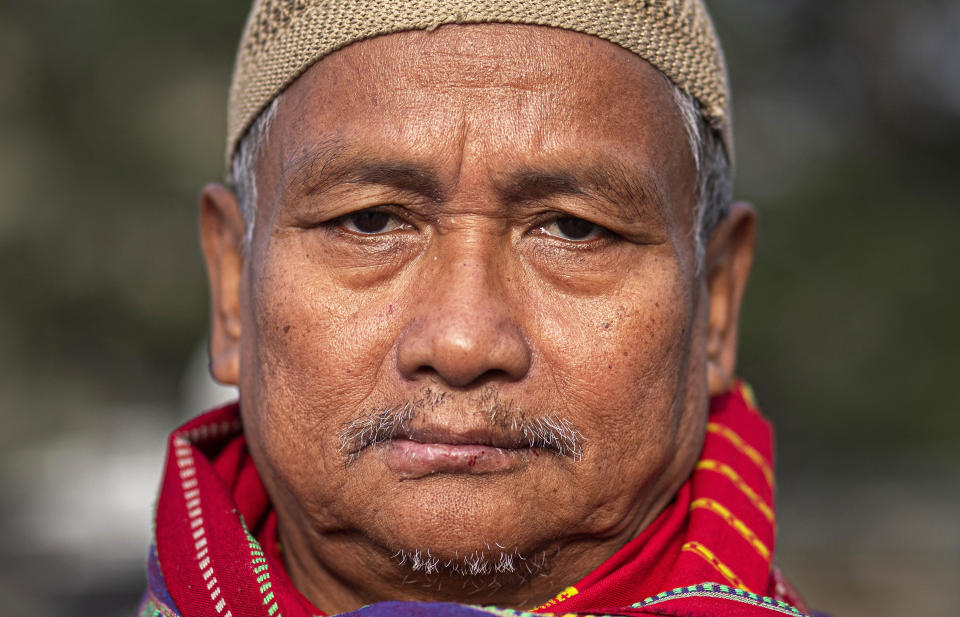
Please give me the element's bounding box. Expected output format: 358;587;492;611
0;1;958;616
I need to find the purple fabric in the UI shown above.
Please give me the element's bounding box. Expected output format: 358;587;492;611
348;602;495;617
145;543;178;611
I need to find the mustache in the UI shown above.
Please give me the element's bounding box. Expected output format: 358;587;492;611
337;388;585;464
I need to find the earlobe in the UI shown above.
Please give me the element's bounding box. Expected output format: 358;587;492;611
705;202;756;395
199;183;246;386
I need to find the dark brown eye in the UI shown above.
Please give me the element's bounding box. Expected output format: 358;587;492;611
339;210;403;234
542;216;603;241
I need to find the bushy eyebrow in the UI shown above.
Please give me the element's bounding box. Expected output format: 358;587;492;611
497;162;667;222
283;145;665;222
284;146;445;202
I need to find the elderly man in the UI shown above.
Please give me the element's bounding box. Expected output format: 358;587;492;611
141;2;824;616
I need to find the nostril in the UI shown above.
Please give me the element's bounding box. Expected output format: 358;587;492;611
395;303;532;388
407;365;515;389
463;368;517;388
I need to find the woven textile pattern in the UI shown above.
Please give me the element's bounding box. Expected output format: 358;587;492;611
226;0;731;168
142;382;816;617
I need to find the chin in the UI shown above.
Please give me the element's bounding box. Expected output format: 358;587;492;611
356;473;563;562
388;543;551;581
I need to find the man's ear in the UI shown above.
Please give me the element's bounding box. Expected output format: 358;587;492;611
199;183;246;386
705;201;756;395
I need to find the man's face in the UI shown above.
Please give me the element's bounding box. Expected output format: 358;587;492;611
202;23;753;609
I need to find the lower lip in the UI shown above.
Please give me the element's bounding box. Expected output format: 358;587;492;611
381;439;532;477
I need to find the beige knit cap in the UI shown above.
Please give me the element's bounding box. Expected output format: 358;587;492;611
227;0;732;168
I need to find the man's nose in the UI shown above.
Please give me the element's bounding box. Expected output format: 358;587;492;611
396;250;531;388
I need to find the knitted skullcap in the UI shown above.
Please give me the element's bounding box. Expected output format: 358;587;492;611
227;0;732;169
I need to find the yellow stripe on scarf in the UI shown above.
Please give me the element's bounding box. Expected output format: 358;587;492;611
706;423;774;489
534;586;579;611
690;498;771;561
696;459;774;524
681;541;749;591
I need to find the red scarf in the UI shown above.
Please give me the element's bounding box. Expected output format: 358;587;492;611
144;382;812;617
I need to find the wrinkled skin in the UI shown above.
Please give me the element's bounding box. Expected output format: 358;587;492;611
200;24;755;614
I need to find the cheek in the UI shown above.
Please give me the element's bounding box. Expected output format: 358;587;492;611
239;247;405;506
528;259;696;505
534;260;692;413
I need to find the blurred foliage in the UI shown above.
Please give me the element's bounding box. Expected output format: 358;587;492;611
1;0;958;465
0;0;245;442
714;0;960;464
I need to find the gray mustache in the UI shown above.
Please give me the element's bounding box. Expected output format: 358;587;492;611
337;388;585;464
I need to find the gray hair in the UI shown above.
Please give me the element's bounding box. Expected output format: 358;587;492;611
671;83;734;267
390;545;549;580
337;387;585;465
228;84;731;265
229;94;280;250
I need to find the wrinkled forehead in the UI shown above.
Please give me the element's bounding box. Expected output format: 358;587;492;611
267;25;693;197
